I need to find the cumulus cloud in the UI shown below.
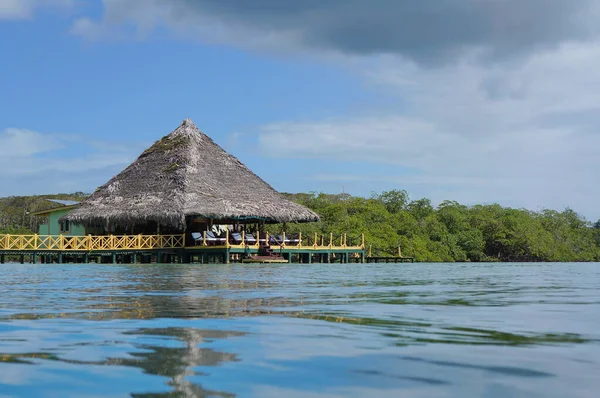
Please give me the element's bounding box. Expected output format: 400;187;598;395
258;40;600;215
0;128;143;196
72;0;600;63
0;0;73;20
68;1;600;217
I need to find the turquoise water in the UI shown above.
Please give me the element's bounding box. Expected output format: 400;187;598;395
0;262;599;397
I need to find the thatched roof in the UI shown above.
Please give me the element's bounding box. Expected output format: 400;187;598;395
63;119;319;228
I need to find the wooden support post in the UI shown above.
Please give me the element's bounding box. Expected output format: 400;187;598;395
84;253;89;264
19;255;24;264
58;253;63;264
112;253;116;264
32;253;37;264
0;254;4;264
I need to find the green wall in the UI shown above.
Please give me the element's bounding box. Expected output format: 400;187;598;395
38;208;86;236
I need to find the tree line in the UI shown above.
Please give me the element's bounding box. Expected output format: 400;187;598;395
278;190;600;262
2;190;599;262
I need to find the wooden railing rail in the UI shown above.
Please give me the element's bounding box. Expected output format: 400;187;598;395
0;234;185;251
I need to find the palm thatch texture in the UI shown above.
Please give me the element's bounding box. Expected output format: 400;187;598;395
63;119;320;229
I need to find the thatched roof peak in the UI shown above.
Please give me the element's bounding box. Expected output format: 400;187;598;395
63;119;320;228
173;118;198;135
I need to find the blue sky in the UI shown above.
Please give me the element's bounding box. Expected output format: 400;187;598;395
2;0;600;220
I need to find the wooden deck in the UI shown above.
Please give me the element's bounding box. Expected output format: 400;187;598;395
0;232;367;264
365;256;414;263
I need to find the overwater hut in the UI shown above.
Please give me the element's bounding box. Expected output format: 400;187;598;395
63;118;319;244
34;199;82;236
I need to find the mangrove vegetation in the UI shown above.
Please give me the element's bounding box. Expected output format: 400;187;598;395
1;190;600;262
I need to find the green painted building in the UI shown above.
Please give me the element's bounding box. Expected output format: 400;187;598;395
35;200;86;236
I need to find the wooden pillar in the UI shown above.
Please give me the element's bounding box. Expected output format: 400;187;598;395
111;252;116;264
58;253;63;264
84;253;89;264
19;255;24;264
32;253;37;264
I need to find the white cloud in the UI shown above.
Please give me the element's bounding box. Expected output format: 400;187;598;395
0;128;65;156
66;1;600;217
69;0;306;53
258;41;600;217
0;127;143;196
0;0;73;20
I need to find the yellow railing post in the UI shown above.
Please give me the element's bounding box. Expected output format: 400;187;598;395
314;232;318;248
59;235;64;251
320;235;324;247
282;232;286;247
226;229;230;248
299;232;302;246
203;231;207;246
344;233;347;248
329;233;333;248
361;233;365;248
34;234;39;250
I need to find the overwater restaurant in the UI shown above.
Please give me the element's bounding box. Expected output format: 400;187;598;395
1;119;365;264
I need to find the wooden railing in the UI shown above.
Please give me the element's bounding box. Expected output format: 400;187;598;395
0;234;185;251
0;232;365;251
193;230;365;250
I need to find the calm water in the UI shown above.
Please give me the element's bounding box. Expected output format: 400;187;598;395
0;263;599;398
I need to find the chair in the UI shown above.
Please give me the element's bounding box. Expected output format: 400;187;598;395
286;233;300;246
244;233;257;245
191;232;203;245
206;231;226;245
230;232;243;245
269;235;283;246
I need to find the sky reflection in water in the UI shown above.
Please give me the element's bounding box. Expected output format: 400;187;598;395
0;263;599;397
